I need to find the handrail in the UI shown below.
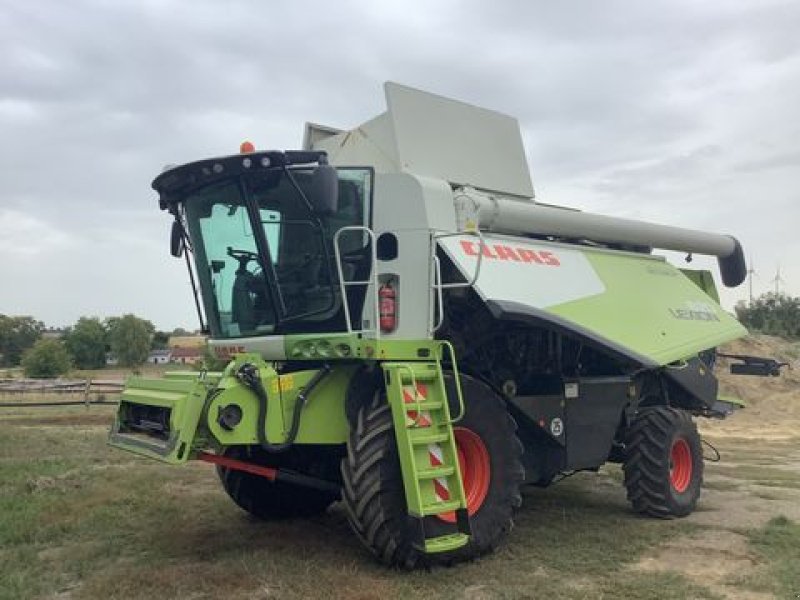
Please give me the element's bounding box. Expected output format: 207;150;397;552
432;229;486;289
429;229;487;334
437;341;465;424
430;255;445;333
333;226;380;339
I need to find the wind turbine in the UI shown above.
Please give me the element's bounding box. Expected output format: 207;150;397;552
772;265;785;295
747;255;757;304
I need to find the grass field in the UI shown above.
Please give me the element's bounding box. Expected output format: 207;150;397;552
1;400;799;600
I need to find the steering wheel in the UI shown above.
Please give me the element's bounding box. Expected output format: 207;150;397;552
227;247;260;271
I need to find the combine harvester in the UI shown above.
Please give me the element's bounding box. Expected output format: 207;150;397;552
110;83;782;567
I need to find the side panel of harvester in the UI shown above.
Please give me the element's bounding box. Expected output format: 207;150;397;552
439;234;746;367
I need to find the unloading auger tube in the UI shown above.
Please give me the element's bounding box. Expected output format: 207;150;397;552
454;187;747;287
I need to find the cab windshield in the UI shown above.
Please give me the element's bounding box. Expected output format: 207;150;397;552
183;167;371;338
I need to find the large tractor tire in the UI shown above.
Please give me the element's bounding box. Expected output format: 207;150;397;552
623;407;703;518
217;445;340;519
341;374;524;568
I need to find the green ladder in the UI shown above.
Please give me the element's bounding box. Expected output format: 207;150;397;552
383;347;471;554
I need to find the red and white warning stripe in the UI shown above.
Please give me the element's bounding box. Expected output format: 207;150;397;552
428;443;450;502
403;383;432;427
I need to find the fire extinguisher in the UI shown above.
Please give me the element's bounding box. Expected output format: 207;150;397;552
379;281;397;332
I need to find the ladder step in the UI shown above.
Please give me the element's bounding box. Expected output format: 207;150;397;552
409;430;450;444
398;371;439;383
417;466;455;479
406;401;442;411
424;533;469;554
421;499;463;515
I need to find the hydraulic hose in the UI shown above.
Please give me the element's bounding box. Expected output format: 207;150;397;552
235;362;331;453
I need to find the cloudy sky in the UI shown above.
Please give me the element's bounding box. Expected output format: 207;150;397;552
1;0;798;330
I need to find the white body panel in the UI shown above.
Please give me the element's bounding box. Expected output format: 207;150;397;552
208;335;286;361
384;83;534;198
369;173;457;338
310;82;534;199
439;235;606;309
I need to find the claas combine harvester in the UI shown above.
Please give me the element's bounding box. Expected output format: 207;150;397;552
110;83;782;567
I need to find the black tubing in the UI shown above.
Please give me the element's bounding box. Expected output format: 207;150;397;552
274;468;340;493
236;363;331;453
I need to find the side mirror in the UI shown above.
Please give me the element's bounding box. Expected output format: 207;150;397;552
311;163;338;215
170;220;184;257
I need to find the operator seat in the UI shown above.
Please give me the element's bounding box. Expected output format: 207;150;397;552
231;268;257;333
231;269;274;334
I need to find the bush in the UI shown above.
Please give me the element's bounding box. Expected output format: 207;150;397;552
0;315;44;367
194;345;228;372
21;339;72;378
64;317;108;369
735;293;800;340
106;314;155;367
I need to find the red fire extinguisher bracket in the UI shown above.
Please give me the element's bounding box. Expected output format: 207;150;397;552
379;280;397;332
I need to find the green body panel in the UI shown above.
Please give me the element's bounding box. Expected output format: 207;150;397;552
717;393;746;408
680;268;721;303
109;375;214;463
110;352;355;465
284;334;446;363
365;340;449;362
549;252;746;365
284;333;359;360
163;370;224;381
206;358;354;446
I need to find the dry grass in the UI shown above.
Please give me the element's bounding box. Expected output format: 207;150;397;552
1;335;798;600
0;406;716;600
1;408;797;600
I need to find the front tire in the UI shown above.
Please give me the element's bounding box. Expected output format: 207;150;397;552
341;374;524;567
623;407;703;518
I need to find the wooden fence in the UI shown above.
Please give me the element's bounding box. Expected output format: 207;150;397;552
0;378;124;408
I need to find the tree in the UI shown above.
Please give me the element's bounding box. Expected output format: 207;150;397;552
22;339;72;378
152;330;170;350
107;314;155;367
64;317;108;369
0;315;45;366
735;292;800;339
196;344;228;371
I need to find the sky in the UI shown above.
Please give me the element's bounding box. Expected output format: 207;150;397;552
1;0;798;330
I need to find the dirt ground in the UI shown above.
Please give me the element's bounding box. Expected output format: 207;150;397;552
631;335;800;599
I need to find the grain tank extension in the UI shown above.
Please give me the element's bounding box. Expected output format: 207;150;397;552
110;83;780;567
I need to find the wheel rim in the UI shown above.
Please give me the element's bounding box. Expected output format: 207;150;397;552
670;437;693;493
438;427;491;523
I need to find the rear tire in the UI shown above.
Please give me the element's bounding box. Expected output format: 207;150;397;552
341;374;524;567
623;407;703;518
217;445;340;519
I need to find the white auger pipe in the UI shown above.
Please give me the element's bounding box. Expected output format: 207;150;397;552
454;189;746;287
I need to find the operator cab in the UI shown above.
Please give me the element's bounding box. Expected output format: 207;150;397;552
154;149;373;339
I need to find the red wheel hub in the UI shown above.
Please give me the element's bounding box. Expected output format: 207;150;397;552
670;437;693;493
438;427;491;523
